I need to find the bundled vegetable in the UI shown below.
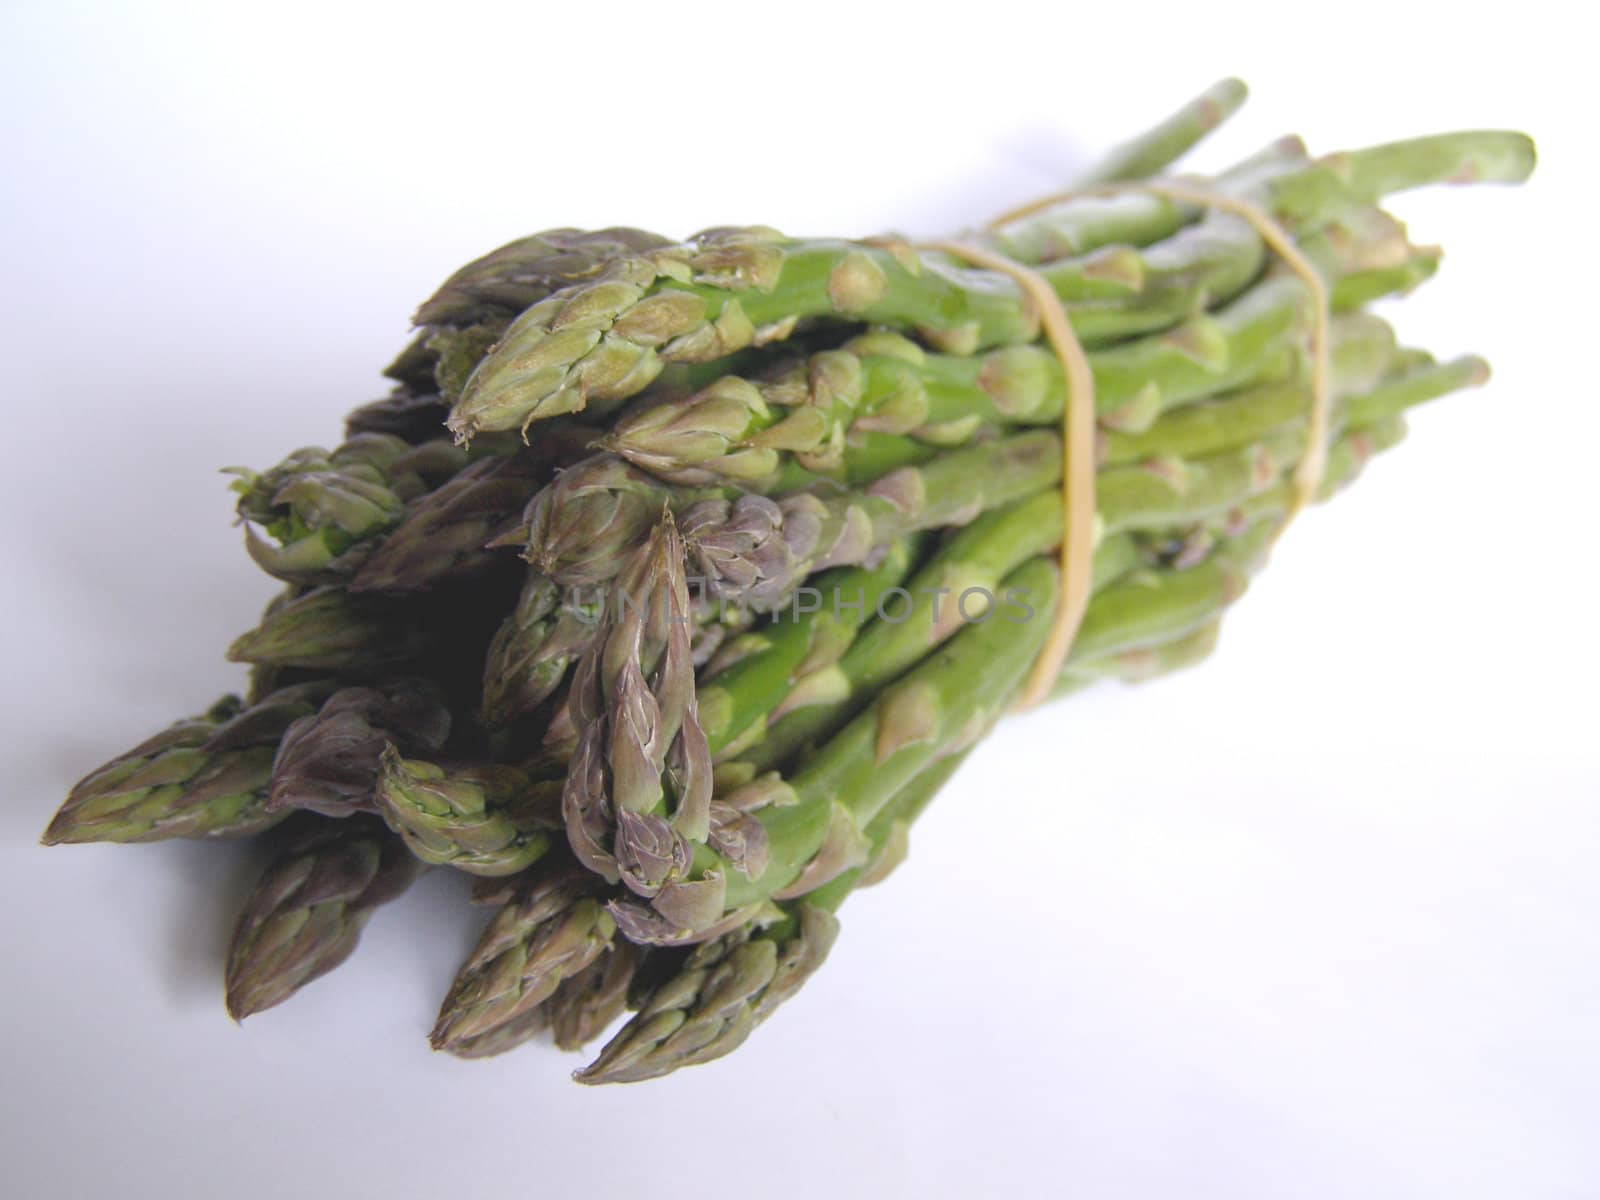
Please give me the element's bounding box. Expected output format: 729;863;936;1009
43;80;1533;1084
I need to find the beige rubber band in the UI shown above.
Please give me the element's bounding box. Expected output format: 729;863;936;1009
989;180;1332;517
920;239;1097;710
918;181;1329;708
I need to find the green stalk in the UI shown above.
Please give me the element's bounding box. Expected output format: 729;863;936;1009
1074;77;1250;185
449;130;1529;439
601;557;1058;944
42;686;332;845
225;815;422;1019
431;870;616;1056
349;443;572;594
1056;620;1222;695
588;257;1430;492
695;539;922;760
679;431;1063;611
372;750;558;876
225;586;428;672
266;681;452;818
577;750;971;1083
742;376;1454;775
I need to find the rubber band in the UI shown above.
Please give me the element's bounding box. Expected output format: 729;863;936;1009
921;239;1097;710
917;179;1329;709
989;180;1332;517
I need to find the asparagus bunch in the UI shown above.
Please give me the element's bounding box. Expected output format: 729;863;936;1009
42;81;1532;1085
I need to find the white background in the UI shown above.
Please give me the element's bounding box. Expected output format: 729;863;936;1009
2;2;1595;1196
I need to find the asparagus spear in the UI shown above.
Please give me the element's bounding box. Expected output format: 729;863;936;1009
546;940;640;1052
430;870;617;1056
575;751;966;1082
224;815;422;1019
348;451;555;594
228;434;502;585
597;556;1057;945
678;432;1062;611
479;571;603;726
600;279;1406;486
42;685;333;845
445;1006;556;1060
438;937;644;1058
444;215;1259;438
523;541;925;890
415;227;679;330
448;130;1529;439
266;681;453;817
1074;77;1250;186
695;541;921;763
381;228;683;401
225;586;427;672
742;398;1423;776
576;902;836;1083
518;299;1406;602
562;512;713;895
372;748;559;876
1057;619;1223;695
510;421;950;588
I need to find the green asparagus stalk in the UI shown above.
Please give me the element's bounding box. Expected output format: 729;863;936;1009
430;870;617;1056
415;227;679;330
347;419;605;597
546;939;640;1052
225;586;427;672
448;130;1529;440
479;552;770;733
975;84;1277;269
445;1006;555;1060
545;540;929;892
1074;77;1250;186
511;424;953;587
694;541;921;765
1342;353;1490;428
43;685;333;845
576;751;967;1081
445;213;1266;437
576;902;837;1083
267;681;452;817
600;278;1405;487
373;748;559;876
1259;130;1536;228
519;302;1410;602
224;815;422;1019
678;432;1062;611
601;556;1058;945
516;455;717;587
479;572;602;726
562;512;714;898
384;228;685;402
740;377;1443;777
348;452;550;593
1056;619;1223;694
229;434;500;584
